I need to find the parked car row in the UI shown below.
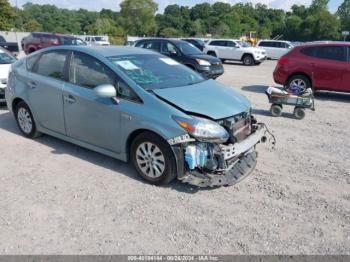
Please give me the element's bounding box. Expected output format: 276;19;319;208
134;38;224;79
0;35;19;56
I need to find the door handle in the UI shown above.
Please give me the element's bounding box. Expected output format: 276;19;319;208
64;95;76;104
27;81;37;89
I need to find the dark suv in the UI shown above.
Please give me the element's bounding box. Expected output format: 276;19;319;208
134;38;224;79
22;32;86;54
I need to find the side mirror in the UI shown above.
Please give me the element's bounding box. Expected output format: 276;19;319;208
94;84;116;98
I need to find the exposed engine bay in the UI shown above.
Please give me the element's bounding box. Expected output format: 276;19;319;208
170;114;274;187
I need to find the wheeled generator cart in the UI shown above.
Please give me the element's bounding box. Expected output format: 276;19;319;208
265;86;315;120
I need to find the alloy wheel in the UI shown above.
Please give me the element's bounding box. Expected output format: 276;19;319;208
136;142;166;179
17;107;33;134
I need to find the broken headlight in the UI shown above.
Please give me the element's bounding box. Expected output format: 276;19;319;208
172;115;229;143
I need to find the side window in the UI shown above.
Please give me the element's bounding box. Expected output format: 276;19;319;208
35;51;68;80
146;41;161;51
116;81;141;103
209;41;224;46
315;46;346;62
259;41;267;47
27;53;41;72
226;41;236;47
161;42;178;55
300;47;315;57
69;52;115;89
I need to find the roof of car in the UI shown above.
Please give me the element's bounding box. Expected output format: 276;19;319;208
136;38;187;44
299;41;350;47
208;39;240;42
39;45;158;57
259;39;291;43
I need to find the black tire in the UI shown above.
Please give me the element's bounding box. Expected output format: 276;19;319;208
207;51;217;57
242;54;254;66
15;101;41;138
270;104;282;117
130;131;177;185
286;75;311;92
294;107;306;120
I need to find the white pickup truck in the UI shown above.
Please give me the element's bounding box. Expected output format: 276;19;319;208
204;39;267;66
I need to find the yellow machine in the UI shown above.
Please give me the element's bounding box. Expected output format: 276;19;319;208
240;31;258;46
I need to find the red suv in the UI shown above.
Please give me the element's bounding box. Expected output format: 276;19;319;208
273;42;350;93
22;32;86;54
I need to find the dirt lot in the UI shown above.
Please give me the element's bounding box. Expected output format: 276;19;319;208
0;60;349;254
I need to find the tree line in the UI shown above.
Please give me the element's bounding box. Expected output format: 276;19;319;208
0;0;349;44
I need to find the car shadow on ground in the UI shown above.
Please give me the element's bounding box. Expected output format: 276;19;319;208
0;109;201;193
242;85;269;94
314;91;350;103
252;108;298;120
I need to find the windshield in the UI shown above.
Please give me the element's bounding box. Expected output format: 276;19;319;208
62;38;86;46
0;52;16;64
177;42;202;55
108;54;205;90
237;41;251;47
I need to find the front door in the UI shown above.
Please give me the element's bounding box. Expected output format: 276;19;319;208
26;50;68;134
63;51;121;153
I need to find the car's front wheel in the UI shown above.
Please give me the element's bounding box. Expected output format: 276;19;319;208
15;101;41;138
131;132;177;185
242;54;254;66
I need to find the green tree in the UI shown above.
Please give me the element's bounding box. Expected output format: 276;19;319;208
23;19;42;32
338;0;350;33
120;0;158;36
0;0;16;30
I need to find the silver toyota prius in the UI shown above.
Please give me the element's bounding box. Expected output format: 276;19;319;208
5;46;268;187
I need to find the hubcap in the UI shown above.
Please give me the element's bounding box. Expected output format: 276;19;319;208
17;107;33;134
290;79;307;91
136;142;165;178
244;57;252;64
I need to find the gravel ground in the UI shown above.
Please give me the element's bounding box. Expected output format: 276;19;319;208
0;60;349;254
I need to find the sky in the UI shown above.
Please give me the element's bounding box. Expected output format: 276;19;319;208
9;0;344;13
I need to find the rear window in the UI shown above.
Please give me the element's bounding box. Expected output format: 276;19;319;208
301;46;347;62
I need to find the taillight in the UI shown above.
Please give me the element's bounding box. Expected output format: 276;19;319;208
278;56;288;66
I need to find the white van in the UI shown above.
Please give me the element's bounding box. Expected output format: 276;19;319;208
256;40;294;59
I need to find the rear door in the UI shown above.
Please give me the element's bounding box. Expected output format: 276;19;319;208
311;45;347;91
63;51;122;152
26;50;68;134
339;47;350;92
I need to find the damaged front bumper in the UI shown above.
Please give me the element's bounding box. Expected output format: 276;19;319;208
174;123;268;187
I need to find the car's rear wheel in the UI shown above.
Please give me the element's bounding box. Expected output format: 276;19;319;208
131;132;177;185
15;101;41;138
242;54;254;66
286;75;311;93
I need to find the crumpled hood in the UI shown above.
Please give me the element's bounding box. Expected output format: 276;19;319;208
153;80;251;120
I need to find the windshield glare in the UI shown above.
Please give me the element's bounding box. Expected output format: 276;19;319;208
0;52;16;64
177;42;202;55
108;54;205;90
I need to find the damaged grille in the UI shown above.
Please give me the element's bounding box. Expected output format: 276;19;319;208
218;112;252;143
